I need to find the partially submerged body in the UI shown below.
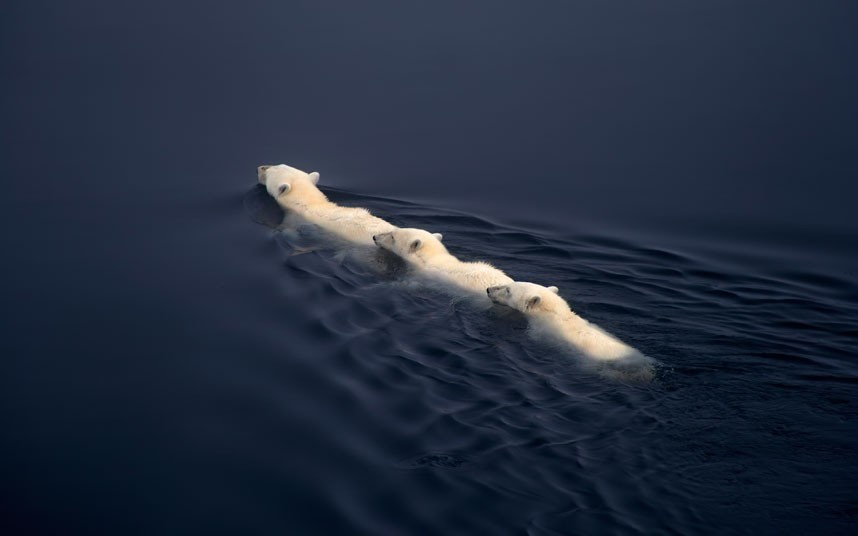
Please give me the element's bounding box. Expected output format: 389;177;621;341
488;281;655;382
258;164;401;275
258;164;395;247
373;227;513;302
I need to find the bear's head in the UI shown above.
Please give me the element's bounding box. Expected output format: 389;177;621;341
372;228;446;265
487;282;564;314
257;164;324;206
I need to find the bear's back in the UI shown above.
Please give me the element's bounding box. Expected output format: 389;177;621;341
425;258;513;293
303;204;395;245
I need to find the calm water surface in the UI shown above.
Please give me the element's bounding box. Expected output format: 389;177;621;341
2;1;857;535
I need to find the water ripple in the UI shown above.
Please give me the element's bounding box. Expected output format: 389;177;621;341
242;185;858;535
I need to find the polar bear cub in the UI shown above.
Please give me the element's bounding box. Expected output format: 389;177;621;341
373;228;513;296
488;282;654;379
257;164;395;246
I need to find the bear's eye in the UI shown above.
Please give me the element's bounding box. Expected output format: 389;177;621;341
277;184;289;195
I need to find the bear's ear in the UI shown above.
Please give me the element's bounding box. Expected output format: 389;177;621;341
547;286;559;294
525;295;542;310
432;233;443;242
308;171;320;185
277;183;290;196
409;239;423;253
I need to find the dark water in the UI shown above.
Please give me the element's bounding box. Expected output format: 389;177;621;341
3;1;858;535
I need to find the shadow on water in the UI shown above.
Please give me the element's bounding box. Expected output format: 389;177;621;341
242;184;858;535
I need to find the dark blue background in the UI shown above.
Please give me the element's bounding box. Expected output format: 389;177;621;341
4;1;858;230
2;1;857;534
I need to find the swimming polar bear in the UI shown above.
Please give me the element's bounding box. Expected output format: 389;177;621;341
373;227;513;299
257;164;396;247
487;282;655;382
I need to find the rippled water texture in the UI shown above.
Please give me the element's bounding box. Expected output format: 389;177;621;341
4;2;858;534
241;186;858;535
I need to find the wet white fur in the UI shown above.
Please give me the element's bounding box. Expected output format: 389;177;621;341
374;228;513;297
488;282;654;380
258;164;395;246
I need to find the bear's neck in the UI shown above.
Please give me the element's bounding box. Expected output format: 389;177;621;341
537;304;586;327
420;250;458;268
279;185;331;211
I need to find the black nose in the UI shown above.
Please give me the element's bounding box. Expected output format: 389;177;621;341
372;235;378;243
486;288;491;295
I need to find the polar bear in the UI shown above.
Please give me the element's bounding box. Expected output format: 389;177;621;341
373;228;513;298
257;164;396;247
487;282;655;381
